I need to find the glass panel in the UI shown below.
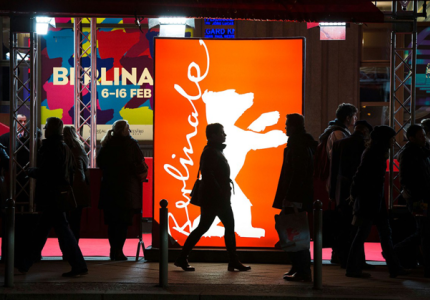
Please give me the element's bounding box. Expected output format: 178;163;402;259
362;24;391;61
360;105;389;128
360;66;390;102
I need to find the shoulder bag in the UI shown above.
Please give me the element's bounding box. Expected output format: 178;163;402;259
190;166;201;207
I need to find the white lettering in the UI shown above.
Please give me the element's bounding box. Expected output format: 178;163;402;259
122;68;137;85
164;39;210;236
100;68;112;85
53;67;68;85
137;68;154;86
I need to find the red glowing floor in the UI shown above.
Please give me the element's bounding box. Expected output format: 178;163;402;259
0;236;385;261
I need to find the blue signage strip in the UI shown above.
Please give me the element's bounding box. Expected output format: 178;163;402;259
205;19;235;26
204;28;235;39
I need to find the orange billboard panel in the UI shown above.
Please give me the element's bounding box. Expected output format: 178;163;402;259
154;38;305;248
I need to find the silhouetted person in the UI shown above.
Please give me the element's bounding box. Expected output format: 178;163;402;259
18;117;88;277
174;123;250;272
316;103;357;263
0;114;27;156
273;114;317;282
63;126;91;244
0;143;8;262
420;118;430;148
16;114;27;138
97;120;147;261
330;120;373;268
346;126;407;278
317;103;358;186
396;124;430;278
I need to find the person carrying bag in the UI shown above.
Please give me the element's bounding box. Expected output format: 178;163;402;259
273;114;317;282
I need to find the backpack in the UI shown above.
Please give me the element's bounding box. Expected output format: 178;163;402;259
314;126;349;181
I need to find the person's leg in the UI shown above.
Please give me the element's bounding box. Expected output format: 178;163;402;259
217;205;251;271
112;223;128;260
180;206;217;257
375;214;407;277
287;249;311;276
393;217;420;269
346;221;372;277
338;204;354;268
19;210;54;271
174;206;217;271
419;217;430;277
68;207;83;244
52;211;87;274
216;205;236;259
107;224;116;259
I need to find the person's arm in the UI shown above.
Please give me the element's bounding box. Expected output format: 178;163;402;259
0;147;9;171
350;151;367;201
131;140;147;181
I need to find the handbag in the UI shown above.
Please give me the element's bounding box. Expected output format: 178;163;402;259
274;208;310;252
190;166;201;207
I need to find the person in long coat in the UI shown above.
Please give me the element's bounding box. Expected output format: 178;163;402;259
329;120;372;268
174;123;250;272
346;126;408;278
273;113;317;282
63;126;91;244
97;120;147;261
396;124;430;277
20;117;87;277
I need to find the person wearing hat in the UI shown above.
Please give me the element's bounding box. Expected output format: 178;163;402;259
329;120;373;269
346;125;408;278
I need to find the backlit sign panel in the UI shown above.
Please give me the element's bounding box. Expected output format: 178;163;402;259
154;38;305;248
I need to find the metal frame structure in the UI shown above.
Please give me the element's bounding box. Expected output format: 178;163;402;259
388;1;425;209
9;26;37;213
74;17;97;167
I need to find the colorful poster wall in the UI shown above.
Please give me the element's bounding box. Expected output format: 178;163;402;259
154;38;305;248
40;18;158;140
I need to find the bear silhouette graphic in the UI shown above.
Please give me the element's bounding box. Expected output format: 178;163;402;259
191;89;288;238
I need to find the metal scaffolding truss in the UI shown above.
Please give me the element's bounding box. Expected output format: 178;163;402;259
388;1;421;209
74;17;97;167
9;31;37;213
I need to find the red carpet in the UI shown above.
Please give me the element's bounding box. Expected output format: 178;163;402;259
0;236;384;261
0;235;152;258
313;242;384;262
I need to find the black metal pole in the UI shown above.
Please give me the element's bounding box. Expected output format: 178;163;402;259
313;200;323;290
4;198;15;287
159;199;168;287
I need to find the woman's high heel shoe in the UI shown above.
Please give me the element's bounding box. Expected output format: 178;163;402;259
228;260;251;272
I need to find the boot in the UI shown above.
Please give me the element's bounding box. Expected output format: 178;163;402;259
174;255;195;271
228;255;251;272
382;251;410;278
284;267;296;276
112;249;127;261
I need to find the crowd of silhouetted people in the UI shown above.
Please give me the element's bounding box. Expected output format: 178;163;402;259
0;117;147;277
0;108;429;281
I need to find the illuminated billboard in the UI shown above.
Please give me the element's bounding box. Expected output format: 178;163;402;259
40;18;159;140
154;38;305;248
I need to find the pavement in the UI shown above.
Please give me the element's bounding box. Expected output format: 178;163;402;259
0;257;429;299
